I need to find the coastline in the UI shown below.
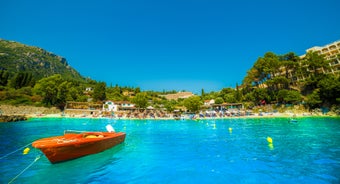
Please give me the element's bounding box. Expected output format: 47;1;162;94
0;104;338;122
24;111;339;121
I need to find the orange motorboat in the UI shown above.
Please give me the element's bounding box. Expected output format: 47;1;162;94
32;130;126;163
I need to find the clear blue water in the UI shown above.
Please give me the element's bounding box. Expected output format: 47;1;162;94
0;117;339;184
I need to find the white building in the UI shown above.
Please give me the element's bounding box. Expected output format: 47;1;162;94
103;101;136;112
103;101;119;112
204;99;215;106
302;40;340;75
118;101;136;110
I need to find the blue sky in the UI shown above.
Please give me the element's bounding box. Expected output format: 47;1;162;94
1;0;340;94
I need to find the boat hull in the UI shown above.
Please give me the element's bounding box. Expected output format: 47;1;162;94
32;132;126;163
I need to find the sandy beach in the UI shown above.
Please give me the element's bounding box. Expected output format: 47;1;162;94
1;104;337;121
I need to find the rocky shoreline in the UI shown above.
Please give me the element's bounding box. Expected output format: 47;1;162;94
0;105;60;122
0;115;27;122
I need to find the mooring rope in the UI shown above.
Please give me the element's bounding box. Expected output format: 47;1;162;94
8;154;42;184
0;142;33;160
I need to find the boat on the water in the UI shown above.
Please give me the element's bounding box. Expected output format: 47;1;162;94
289;119;298;123
32;130;126;163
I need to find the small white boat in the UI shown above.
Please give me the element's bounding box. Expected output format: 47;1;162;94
289;119;298;123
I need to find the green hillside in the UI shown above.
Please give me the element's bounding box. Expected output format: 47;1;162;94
0;39;84;81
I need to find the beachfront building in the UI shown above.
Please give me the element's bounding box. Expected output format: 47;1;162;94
65;102;102;110
103;101;119;112
102;101;136;112
64;101;103;116
301;40;340;75
204;99;215;106
266;40;340;88
212;103;244;110
115;101;136;111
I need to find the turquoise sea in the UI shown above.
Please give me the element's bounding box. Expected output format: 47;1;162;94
0;117;339;184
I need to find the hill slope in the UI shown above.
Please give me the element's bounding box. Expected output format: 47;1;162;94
0;39;84;81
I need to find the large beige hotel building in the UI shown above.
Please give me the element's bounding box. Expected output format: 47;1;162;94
302;40;340;75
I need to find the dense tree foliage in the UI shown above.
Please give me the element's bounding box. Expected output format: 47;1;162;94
106;84;124;101
214;97;224;104
305;89;322;109
34;74;66;108
0;70;10;86
317;74;340;105
132;92;148;109
163;100;176;112
183;96;202;113
32;74;85;109
93;82;106;102
10;72;35;89
242;51;339;109
277;89;302;104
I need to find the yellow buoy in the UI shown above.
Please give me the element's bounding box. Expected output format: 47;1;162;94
267;137;273;144
228;127;232;133
268;143;274;150
23;147;30;155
